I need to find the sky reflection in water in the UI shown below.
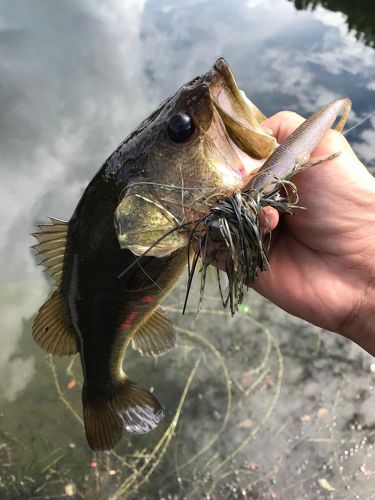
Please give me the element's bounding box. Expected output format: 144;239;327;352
0;0;375;496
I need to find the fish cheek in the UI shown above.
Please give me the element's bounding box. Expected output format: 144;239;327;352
114;190;188;257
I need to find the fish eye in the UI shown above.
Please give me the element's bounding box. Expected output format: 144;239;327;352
167;113;196;143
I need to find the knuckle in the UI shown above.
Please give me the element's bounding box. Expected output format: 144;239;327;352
282;110;303;121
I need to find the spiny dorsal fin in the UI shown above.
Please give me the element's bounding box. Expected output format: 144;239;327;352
32;218;68;285
132;306;176;357
83;378;164;451
32;289;78;356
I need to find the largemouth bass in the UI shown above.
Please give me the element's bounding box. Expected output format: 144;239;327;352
32;58;277;451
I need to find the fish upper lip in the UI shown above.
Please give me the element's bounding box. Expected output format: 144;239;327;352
206;59;277;184
208;58;260;129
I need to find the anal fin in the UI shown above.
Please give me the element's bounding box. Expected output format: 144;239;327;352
132;306;176;357
83;378;164;451
32;289;78;356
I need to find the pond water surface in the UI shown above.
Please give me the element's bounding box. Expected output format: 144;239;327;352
1;0;375;498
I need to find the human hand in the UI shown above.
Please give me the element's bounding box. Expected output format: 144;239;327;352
253;111;375;356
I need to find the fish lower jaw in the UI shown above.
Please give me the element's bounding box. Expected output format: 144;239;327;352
120;241;183;258
228;138;267;188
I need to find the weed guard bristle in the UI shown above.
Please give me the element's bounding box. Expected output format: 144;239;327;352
185;179;300;315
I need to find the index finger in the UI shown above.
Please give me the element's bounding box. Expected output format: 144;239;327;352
263;111;305;143
263;110;359;160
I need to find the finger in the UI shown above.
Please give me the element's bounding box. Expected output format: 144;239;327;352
260;206;279;235
263;111;361;161
312;127;365;163
262;111;305;143
263;110;369;183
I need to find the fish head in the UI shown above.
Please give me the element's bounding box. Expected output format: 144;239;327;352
114;58;277;257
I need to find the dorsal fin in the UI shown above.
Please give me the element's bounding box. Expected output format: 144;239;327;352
32;289;78;356
32;218;68;285
132;306;176;357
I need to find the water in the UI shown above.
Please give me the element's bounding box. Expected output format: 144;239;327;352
1;0;375;498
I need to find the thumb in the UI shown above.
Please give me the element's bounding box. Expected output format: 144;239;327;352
262;111;305;143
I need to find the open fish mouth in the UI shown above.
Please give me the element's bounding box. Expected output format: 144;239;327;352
208;58;277;166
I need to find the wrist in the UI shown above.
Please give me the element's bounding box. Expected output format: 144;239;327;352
339;279;375;356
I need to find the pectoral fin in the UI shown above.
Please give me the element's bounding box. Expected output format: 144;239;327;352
32;290;78;356
132;306;176;357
